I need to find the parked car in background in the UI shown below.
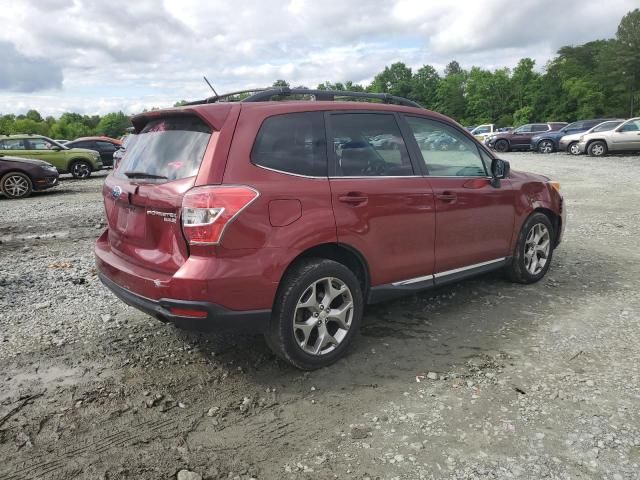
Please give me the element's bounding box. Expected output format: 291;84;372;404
65;136;122;167
577;117;640;156
530;119;611;153
55;139;70;145
96;87;565;370
559;120;625;155
0;153;59;199
486;122;567;152
112;134;137;170
469;124;496;142
0;135;102;179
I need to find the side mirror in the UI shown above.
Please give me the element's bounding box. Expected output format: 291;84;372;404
491;158;510;185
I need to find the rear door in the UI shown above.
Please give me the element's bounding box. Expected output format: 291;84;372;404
102;115;214;274
327;112;436;287
402;115;516;276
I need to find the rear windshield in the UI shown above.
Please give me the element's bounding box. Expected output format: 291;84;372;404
116;116;212;182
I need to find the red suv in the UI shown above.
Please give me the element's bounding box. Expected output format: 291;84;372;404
96;88;565;370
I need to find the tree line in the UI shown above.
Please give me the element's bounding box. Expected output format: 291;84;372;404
1;9;638;138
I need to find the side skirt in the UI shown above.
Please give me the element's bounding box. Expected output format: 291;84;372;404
367;257;510;304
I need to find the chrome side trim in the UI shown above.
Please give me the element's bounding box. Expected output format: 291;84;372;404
433;257;506;278
390;257;506;286
392;274;434;286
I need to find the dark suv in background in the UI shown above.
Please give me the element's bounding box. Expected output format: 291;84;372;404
96;88;565;370
485;122;567;152
530;119;611;153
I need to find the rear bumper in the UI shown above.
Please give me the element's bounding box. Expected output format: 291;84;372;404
99;273;270;332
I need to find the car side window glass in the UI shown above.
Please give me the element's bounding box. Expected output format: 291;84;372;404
97;141;116;151
405;116;487;177
329;113;414;177
620;120;640;132
251;112;327;176
1;139;26;150
515;125;532;134
533;124;549;132
27;138;54;150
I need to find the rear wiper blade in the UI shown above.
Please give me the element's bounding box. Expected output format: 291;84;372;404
124;171;168;179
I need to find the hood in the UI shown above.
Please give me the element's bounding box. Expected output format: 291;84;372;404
561;132;583;142
509;169;550;183
532;130;563;140
0;155;53;167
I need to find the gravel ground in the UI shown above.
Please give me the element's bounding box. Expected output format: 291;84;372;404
1;152;639;480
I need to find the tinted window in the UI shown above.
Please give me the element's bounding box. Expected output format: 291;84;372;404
619;119;640;132
514;125;532;133
116;115;212;182
593;121;621;132
251;112;327;176
70;141;93;149
0;139;26;150
329;113;413;177
405;116;487;177
96;141;117;151
532;124;549;132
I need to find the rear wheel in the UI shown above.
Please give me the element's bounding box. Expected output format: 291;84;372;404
568;142;580;155
266;258;363;370
505;212;554;284
1;172;32;199
70;160;92;179
494;139;509;152
587;141;607;157
538;140;554;154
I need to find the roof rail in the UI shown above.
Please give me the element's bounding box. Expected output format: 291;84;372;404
244;88;423;108
186;87;423;109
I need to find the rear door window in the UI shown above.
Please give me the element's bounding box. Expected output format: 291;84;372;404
0;139;26;150
116;115;212;182
328;113;414;177
251;112;327;176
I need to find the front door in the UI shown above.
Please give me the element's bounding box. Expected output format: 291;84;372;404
611;119;640;151
327;112;436;287
402;115;516;276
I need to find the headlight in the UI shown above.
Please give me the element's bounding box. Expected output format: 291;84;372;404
44;165;58;172
549;181;561;192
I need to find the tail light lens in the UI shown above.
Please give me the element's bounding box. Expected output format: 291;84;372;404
181;185;259;245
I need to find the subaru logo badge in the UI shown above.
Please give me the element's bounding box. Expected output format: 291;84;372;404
111;185;123;199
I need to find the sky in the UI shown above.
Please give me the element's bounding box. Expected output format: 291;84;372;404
0;0;636;117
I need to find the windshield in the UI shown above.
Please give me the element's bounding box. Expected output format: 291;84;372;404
116;116;212;182
591;121;622;133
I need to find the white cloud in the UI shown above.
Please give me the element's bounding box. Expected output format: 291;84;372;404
0;0;636;116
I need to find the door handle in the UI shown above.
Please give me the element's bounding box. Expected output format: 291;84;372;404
436;192;457;202
338;193;368;205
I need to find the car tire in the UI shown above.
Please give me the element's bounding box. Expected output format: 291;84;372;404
505;212;554;284
568;142;580;155
537;140;554;154
70;160;92;179
587;141;607;157
266;258;364;370
1;172;33;199
494;139;509;152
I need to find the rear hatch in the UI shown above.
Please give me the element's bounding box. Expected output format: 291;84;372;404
102;113;217;274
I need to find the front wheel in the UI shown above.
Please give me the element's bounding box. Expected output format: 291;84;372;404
266;258;364;370
494;139;509;152
568;142;581;155
1;172;33;199
70;160;92;179
537;140;554;154
505;212;554;284
587;141;607;157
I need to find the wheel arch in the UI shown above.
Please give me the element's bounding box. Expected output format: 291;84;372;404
67;157;94;170
533;207;562;247
276;243;371;301
585;138;607;152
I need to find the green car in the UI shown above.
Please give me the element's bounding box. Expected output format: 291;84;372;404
0;134;102;179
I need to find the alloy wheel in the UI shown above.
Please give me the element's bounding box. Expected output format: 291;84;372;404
72;162;91;179
591;144;605;156
569;143;580;155
3;174;30;198
293;277;354;356
524;223;551;275
539;141;553;154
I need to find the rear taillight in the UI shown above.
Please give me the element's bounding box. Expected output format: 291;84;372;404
181;185;259;245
